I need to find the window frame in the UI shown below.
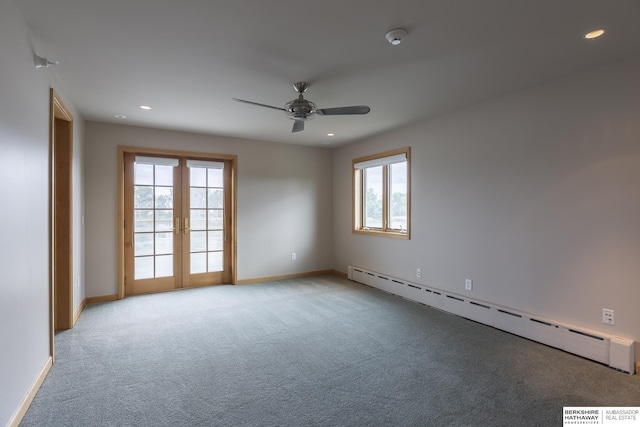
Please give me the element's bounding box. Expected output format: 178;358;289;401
352;147;410;239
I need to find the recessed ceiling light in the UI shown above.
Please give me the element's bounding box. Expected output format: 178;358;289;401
584;29;605;39
327;133;334;137
139;105;152;110
114;114;127;119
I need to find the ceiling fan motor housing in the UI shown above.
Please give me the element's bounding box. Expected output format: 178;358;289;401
285;97;317;121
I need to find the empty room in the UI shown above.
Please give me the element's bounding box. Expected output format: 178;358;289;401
2;0;640;426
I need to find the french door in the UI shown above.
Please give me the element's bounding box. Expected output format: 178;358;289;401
122;151;234;296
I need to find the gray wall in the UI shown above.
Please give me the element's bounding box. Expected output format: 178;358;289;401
0;0;84;425
333;56;640;348
84;122;333;297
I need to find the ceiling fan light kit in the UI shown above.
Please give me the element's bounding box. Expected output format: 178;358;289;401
284;82;317;122
233;82;370;133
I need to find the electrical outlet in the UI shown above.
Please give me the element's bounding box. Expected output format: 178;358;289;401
465;279;473;291
416;268;422;278
602;308;614;325
291;252;296;261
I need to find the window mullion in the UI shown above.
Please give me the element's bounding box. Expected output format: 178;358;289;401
382;165;389;231
358;169;365;229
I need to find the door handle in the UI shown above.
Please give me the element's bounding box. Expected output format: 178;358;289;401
184;217;190;235
174;218;180;235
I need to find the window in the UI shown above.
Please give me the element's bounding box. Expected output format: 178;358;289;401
353;147;410;238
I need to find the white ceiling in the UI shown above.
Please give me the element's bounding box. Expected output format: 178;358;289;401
16;0;640;147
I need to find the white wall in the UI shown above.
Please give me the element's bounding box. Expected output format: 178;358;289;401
0;0;84;425
73;117;85;311
333;57;640;348
84;122;333;297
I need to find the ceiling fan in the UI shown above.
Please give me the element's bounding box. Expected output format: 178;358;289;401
233;82;370;133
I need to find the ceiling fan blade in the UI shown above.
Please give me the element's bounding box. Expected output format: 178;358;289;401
316;105;370;116
292;120;305;133
232;98;286;112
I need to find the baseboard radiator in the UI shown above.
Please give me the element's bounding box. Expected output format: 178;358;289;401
348;265;636;374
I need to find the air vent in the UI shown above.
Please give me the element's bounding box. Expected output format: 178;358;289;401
497;309;522;318
530;318;553;327
568;329;604;341
470;301;490;309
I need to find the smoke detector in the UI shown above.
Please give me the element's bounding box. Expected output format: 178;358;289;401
385;28;407;46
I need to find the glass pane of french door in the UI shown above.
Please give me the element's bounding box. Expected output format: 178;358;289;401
188;164;224;274
133;162;175;279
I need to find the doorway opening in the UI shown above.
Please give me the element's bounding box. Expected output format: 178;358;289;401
50;89;74;343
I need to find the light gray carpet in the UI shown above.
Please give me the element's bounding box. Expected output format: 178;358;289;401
21;275;640;426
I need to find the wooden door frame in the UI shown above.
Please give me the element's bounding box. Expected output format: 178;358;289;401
50;89;74;356
117;146;238;299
